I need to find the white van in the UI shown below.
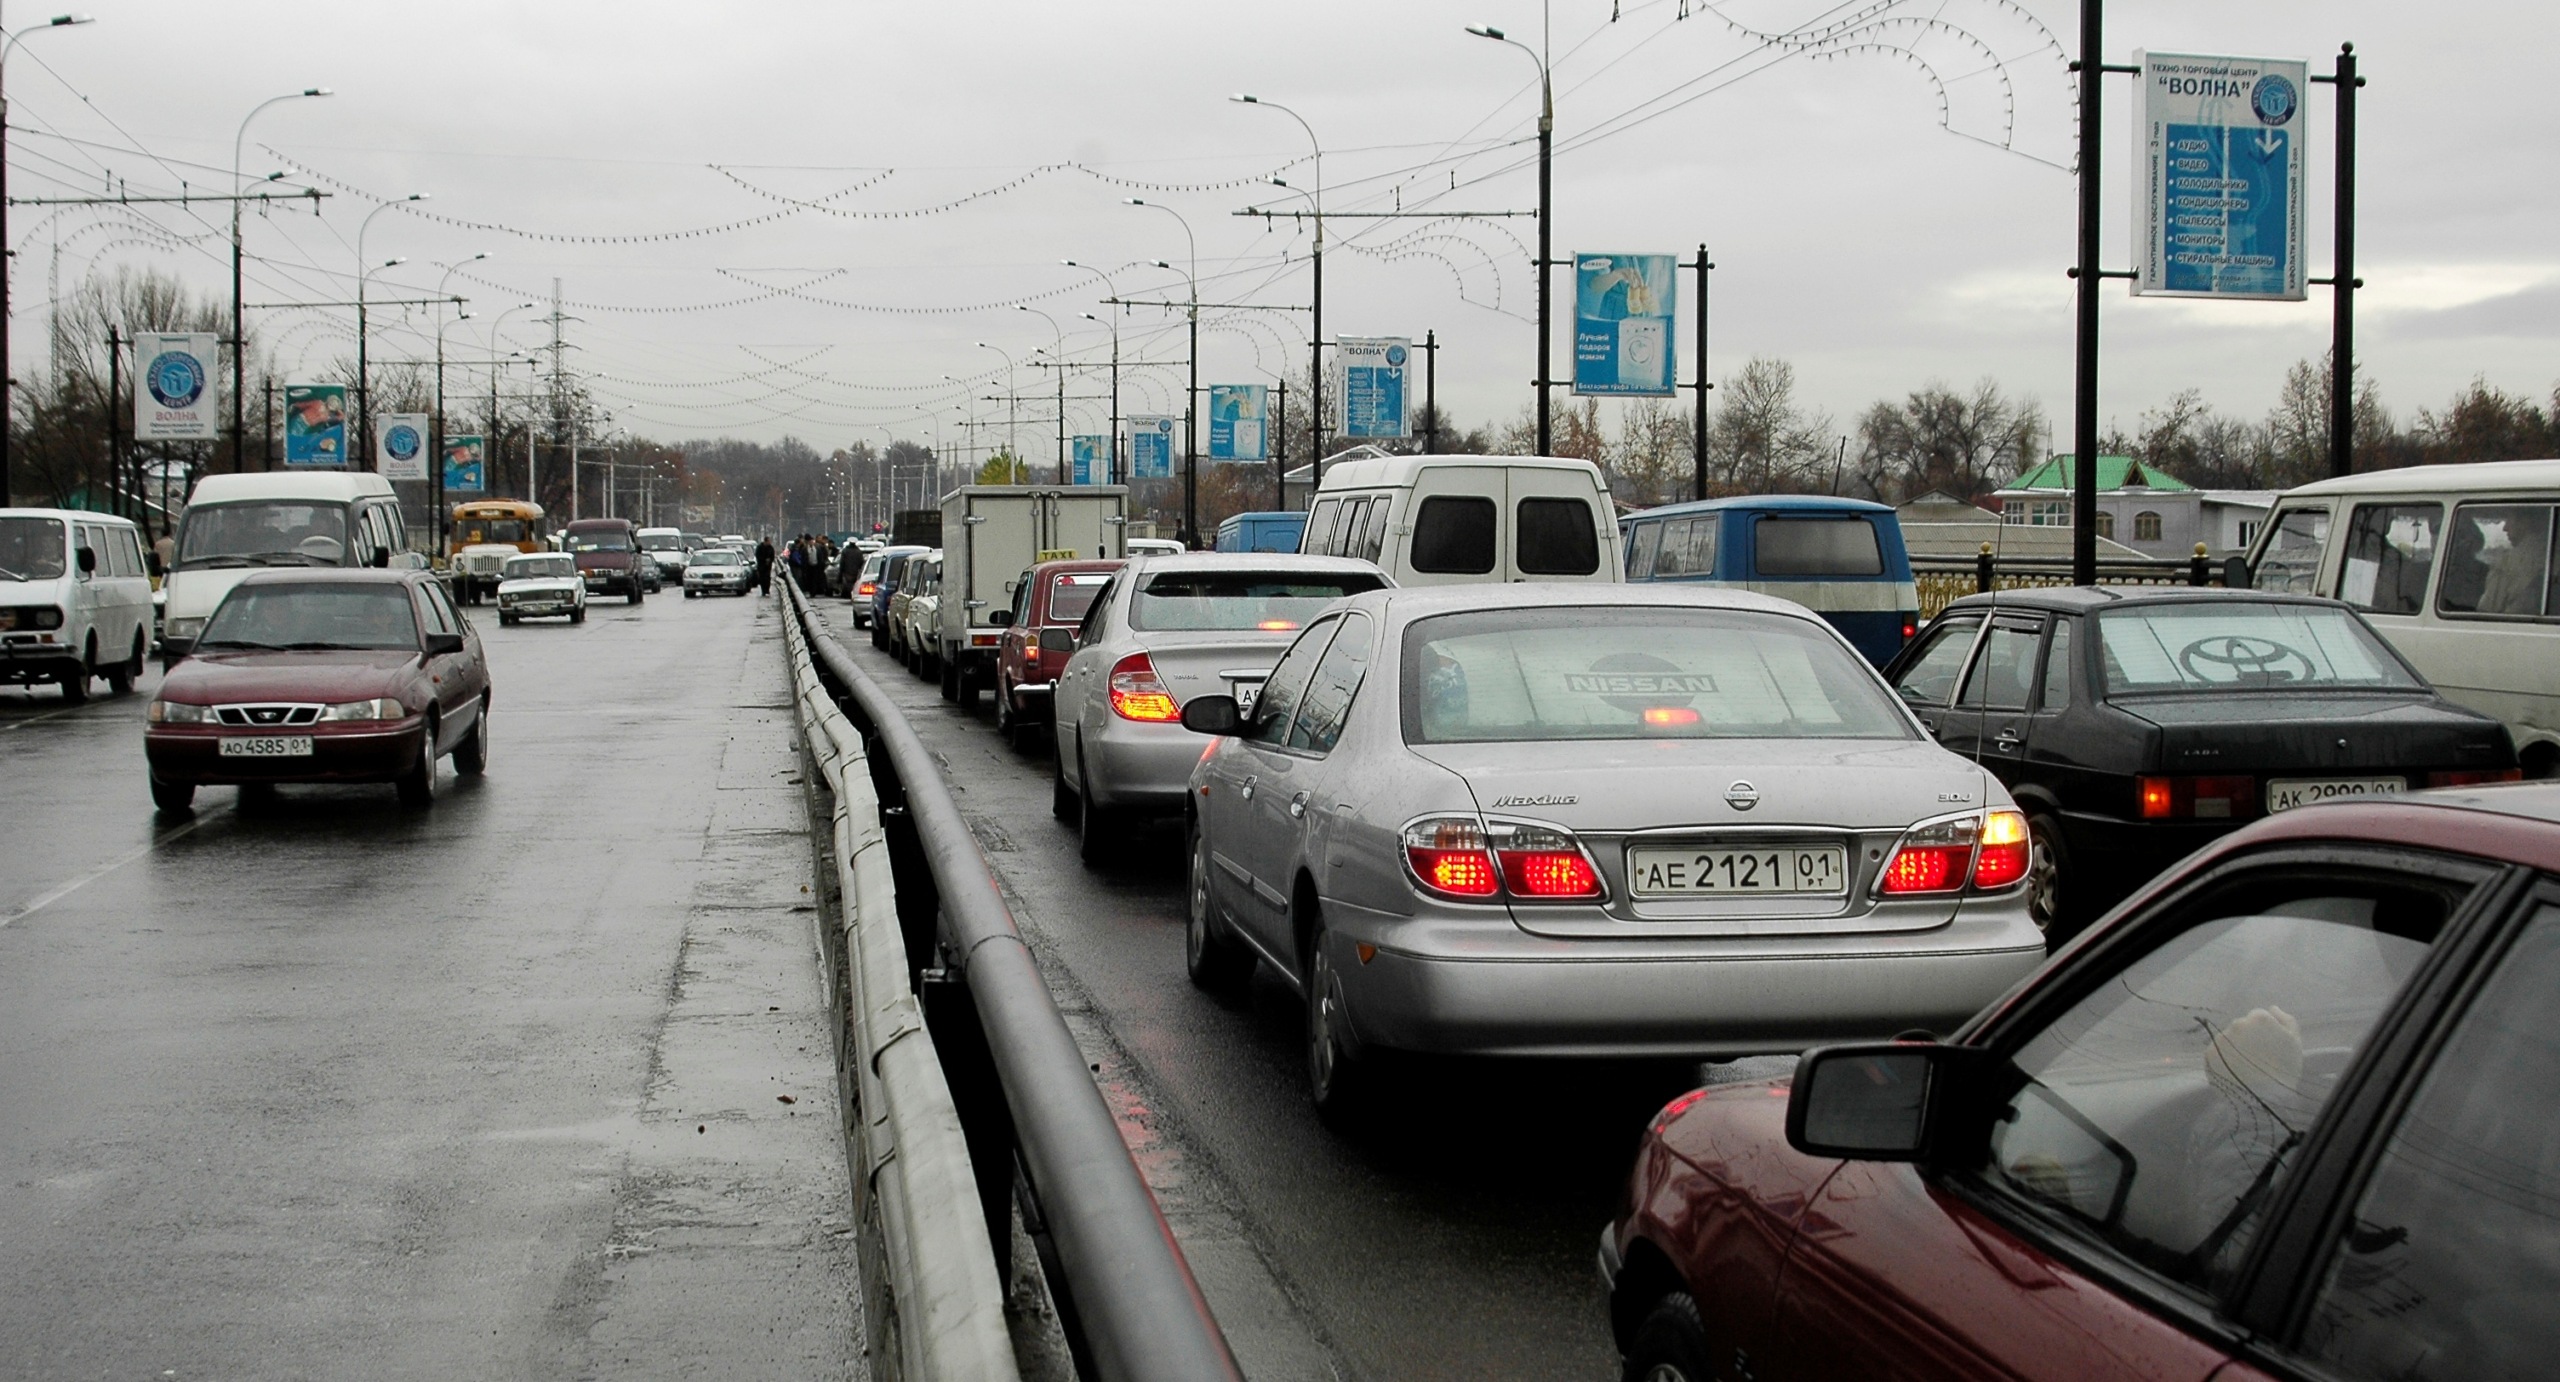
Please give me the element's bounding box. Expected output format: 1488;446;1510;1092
2240;457;2560;775
0;508;154;700
159;471;421;656
1296;451;1623;585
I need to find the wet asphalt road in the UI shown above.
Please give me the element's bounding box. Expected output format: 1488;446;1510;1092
0;589;855;1380
820;601;1702;1382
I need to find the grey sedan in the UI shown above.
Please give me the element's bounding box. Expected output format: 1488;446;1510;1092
1050;553;1389;864
1176;584;2047;1123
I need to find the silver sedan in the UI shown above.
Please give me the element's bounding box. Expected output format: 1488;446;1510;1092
1050;553;1389;864
1177;583;2046;1123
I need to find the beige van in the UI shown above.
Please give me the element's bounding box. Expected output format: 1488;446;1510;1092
1297;452;1623;585
0;509;154;700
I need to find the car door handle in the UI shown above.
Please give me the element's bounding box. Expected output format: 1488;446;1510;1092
1240;775;1257;801
1993;730;2021;750
1289;791;1309;818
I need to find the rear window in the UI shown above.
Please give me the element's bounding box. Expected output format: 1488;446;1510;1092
1755;517;1884;577
1516;498;1600;575
1045;573;1113;624
1401;606;1913;744
1412;496;1495;574
565;528;634;553
505;555;575;579
2097;602;2422;693
1127;570;1385;632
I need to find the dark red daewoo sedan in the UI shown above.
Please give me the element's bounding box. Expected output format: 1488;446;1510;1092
145;570;491;811
1606;782;2560;1382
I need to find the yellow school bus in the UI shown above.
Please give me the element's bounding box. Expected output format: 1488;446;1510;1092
448;500;547;602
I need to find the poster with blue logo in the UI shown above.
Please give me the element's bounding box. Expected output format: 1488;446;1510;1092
2136;51;2307;301
1127;415;1176;479
375;413;430;480
1208;384;1267;461
135;332;220;440
1335;337;1410;439
1072;434;1109;485
1572;254;1676;396
283;383;348;467
442;435;486;492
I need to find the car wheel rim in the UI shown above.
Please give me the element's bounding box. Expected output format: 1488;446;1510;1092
2027;825;2059;931
1308;948;1339;1092
1187;836;1210;963
1643;1367;1694;1382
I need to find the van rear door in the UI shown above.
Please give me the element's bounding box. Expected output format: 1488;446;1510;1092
1502;465;1616;582
1403;465;1508;582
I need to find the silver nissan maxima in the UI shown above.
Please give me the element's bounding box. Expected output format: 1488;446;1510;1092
1176;583;2048;1121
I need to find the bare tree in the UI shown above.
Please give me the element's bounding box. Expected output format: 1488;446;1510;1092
2414;377;2554;465
1852;378;2045;503
1713;356;1833;492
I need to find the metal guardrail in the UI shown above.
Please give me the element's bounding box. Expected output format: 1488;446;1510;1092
1911;547;2228;618
782;581;1244;1382
779;586;1019;1381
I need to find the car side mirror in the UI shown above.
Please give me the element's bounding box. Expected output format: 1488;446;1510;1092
370;547;392;569
160;636;195;660
1039;628;1075;654
988;609;1014;628
421;630;466;656
2222;555;2253;590
76;547;97;575
1180;694;1245;736
1785;1042;1988;1161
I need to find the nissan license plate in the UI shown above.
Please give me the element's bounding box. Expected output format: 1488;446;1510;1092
2266;777;2405;814
1627;845;1847;897
219;736;314;759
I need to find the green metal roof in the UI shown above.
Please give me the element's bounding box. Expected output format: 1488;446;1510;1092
2006;455;2193;492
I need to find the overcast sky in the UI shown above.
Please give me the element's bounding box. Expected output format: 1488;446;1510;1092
12;0;2556;461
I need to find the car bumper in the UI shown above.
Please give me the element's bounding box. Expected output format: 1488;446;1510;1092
0;636;79;679
1323;903;2045;1059
501;598;580;617
1080;716;1203;813
144;722;427;784
581;573;641;594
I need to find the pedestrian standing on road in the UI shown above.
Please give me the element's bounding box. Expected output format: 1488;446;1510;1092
754;536;776;595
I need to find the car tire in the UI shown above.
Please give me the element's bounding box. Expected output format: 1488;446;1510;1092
1186;819;1254;992
1620;1291;1716;1382
570;607;585;625
1304;918;1371;1126
149;776;194;813
684;588;697;599
940;652;960;702
452;696;490;776
58;659;89;703
1077;748;1118;866
871;621;886;650
107;631;141;696
1052;738;1079;824
396;715;439;808
2027;812;2069;944
499;612;518;626
627;585;643;606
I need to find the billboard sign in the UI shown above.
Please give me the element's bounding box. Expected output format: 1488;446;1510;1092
1208;384;1268;461
1127;415;1176;479
283;383;348;467
1072;434;1109;486
2135;51;2307;300
442;434;486;492
376;413;430;480
1572;254;1676;396
135;332;220;440
1336;337;1409;439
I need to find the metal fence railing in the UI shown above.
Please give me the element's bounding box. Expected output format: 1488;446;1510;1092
1912;546;2228;619
782;581;1243;1382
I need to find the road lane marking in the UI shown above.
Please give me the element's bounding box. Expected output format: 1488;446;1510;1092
0;703;91;731
0;805;228;928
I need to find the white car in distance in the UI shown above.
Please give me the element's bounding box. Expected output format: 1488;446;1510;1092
684;547;754;597
496;551;586;625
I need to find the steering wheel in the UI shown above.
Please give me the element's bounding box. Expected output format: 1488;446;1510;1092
2177;635;2314;684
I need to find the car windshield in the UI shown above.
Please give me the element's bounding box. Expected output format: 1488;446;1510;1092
1127;570;1383;631
697;549;743;566
505;555;575;579
565;530;634;553
638;533;682;551
175;501;349;569
2098;602;2422;694
455;518;530;544
1047;573;1112;623
1401;605;1914;744
0;516;67;580
198;583;420;652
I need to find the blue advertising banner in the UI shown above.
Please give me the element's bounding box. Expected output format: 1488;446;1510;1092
283;383;348;467
1335;337;1409;439
1127;415;1176;479
1572;254;1676;396
2135;51;2307;301
442;435;486;492
375;413;430;480
1208;384;1267;461
1072;434;1109;485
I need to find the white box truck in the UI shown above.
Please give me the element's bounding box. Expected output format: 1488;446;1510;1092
936;485;1129;705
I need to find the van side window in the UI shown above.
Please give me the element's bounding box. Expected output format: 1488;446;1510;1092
1358;498;1391;564
1626;522;1660;579
2254;506;2331;594
1411;496;1496;574
1338;498;1372;558
73;524;99;578
113;529;143;577
1305;499;1342;556
2437;503;2554;621
1516;497;1600;575
1652;518;1701;577
2336;503;2441;615
1756;517;1884;576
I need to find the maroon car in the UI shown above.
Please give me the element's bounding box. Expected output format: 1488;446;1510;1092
145;569;491;811
990;558;1119;749
561;517;648;604
1606;782;2560;1382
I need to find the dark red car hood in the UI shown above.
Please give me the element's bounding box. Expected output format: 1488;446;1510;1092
163;649;422;705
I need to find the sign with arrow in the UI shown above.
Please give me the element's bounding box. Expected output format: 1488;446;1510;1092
2136;50;2308;301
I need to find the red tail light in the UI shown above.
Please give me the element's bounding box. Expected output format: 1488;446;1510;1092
2426;769;2524;788
1972;810;2031;889
1494;824;1604;899
1403;817;1500;899
2136;775;2258;820
1901;618;1918;642
857;581;878;597
1107;652;1180;722
1879;810;2032;894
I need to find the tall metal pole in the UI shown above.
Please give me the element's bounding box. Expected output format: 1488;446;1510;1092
0;15;94;500
1536;52;1553;457
2069;0;2103;587
1423;330;1438;453
1273;376;1288;510
232;89;327;475
2327;43;2360;479
1233;97;1322;485
1693;245;1713;501
106;325;122;516
355;194;422;473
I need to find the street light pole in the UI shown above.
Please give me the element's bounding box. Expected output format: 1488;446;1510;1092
1063;261;1122;482
487;300;538;499
1233;95;1324;481
976;342;1017;479
231;86;328;474
1018;305;1067;483
0;12;93;502
355;193;425;471
1130;197;1200;541
1467;20;1552;455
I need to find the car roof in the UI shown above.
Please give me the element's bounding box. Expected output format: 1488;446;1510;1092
1026;558;1124;576
232;568;429;588
2282;457;2560;498
1119;551;1383;576
186;471;394;504
0;507;140;527
1627;494;1894;519
1934;585;2343;615
1331;580;1833;625
561;516;635;530
1312;452;1607;493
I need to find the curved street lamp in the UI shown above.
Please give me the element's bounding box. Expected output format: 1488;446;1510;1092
0;12;94;499
1467;21;1555;456
1128;197;1203;540
1231;93;1326;484
355;193;427;468
1063;261;1123;483
228;86;329;473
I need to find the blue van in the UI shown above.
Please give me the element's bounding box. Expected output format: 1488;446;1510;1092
1215;510;1307;553
1620;495;1919;665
